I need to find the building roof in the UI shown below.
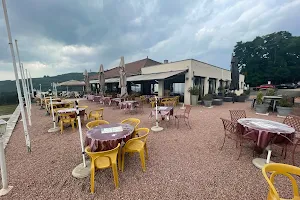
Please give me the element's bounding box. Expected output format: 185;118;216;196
90;57;161;80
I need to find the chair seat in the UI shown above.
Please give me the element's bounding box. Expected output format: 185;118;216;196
125;140;144;151
95;157;111;169
91;113;102;118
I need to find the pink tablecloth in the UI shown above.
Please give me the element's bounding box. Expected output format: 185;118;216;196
93;96;102;102
119;101;139;110
87;95;95;101
237;118;295;149
109;98;124;106
85;123;134;151
150;106;174;118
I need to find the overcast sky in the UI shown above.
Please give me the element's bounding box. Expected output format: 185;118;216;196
0;0;299;80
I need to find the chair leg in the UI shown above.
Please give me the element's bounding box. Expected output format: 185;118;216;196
112;164;119;188
90;168;95;193
139;149;146;172
71;121;75;131
144;143;149;160
60;121;63;134
237;140;242;160
292;143;298;166
121;150;125;172
220;135;226;150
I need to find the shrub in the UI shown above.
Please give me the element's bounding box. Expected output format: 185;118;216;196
266;88;275;96
278;96;293;107
203;94;213;101
188;86;200;95
256;91;264;105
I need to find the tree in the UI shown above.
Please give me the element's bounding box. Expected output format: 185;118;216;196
234;31;300;86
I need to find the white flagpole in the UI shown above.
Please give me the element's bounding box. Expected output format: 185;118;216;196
20;64;32;125
72;100;90;178
151;96;163;132
29;72;34;98
47;94;60;133
25;69;31;110
14;40;31;125
2;0;31;153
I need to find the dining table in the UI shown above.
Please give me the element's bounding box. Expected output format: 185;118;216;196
119;100;139;110
237;118;295;169
150;106;174;121
85;123;134;151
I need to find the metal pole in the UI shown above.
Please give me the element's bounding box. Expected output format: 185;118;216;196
75;101;86;167
2;0;31;152
39;84;41;92
29;72;34;98
14;40;31;125
20;64;31;126
25;69;31;110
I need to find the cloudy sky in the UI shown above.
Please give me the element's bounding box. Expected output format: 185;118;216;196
0;0;299;80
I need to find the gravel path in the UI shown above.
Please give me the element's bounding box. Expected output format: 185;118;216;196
3;100;299;200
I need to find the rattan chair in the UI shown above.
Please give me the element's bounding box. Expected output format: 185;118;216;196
229;110;246;122
174;105;191;129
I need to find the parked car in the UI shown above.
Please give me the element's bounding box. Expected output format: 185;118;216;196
253;84;275;91
277;83;297;89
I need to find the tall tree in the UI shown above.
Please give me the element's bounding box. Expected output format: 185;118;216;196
234;31;300;86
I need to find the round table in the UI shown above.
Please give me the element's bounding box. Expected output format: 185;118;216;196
238;118;295;169
56;108;85;114
85;123;134;151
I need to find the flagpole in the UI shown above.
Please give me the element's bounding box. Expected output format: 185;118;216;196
25;69;31;110
2;0;31;152
20;64;32;125
29;72;34;98
14;40;31;125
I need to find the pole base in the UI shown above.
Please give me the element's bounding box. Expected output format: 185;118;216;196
48;127;60;133
151;126;164;132
0;186;13;196
72;161;91;179
252;158;274;169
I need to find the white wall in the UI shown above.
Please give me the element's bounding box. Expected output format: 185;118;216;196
191;60;231;80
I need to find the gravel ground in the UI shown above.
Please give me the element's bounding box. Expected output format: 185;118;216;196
3;100;300;200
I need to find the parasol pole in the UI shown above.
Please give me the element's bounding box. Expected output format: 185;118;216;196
2;0;31;153
72;100;90;178
151;96;163;132
47;92;60;133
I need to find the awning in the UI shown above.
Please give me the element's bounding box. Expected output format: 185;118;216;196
127;70;186;82
57;80;85;86
89;70;186;84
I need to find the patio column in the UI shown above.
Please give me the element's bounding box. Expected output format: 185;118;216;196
184;66;193;105
204;77;209;95
158;80;164;97
215;78;220;93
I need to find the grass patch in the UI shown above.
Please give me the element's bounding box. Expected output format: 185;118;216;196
0;104;17;116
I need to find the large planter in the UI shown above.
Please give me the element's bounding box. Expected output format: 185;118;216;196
223;97;233;102
277;106;293;116
191;95;199;106
236;95;247;102
212;99;223;106
203;100;212;107
255;104;268;114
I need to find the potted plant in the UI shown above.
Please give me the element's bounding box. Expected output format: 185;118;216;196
203;94;213;107
236;93;247;102
277;96;293;116
266;88;275;96
188;86;200;106
217;86;225;96
255;91;268;114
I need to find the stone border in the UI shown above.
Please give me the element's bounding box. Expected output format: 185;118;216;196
3;105;20;149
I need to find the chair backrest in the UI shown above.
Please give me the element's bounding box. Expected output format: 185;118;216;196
78;105;88;109
85;143;120;168
220;118;237;134
229;110;246;122
121;118;140;129
262;163;300;199
59;112;75;120
125;128;149;146
283;115;300;132
86;120;109;130
164;101;176;107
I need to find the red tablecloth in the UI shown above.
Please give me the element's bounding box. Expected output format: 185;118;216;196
237;118;295;149
85;123;134;151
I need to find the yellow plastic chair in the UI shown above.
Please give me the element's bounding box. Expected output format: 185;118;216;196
86;120;109;130
262;163;300;200
121;128;149;172
85;143;120;193
78;105;88;109
89;108;104;120
121;118;140;137
149;97;156;108
58;112;76;134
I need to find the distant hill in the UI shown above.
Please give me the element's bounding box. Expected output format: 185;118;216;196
0;72;97;105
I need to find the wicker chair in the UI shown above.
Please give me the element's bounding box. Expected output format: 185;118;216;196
220;118;255;160
174;105;191;129
229;110;246;122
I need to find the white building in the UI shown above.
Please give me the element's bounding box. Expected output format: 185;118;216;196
90;58;245;105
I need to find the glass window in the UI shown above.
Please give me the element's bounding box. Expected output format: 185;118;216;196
131;84;141;93
173;83;184;94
